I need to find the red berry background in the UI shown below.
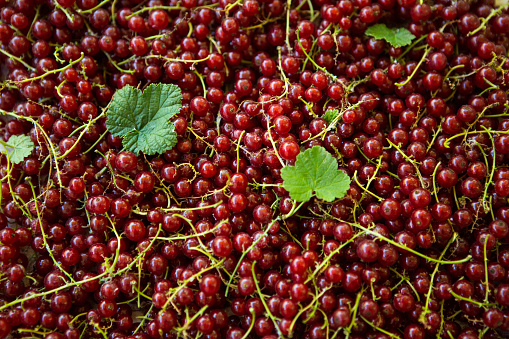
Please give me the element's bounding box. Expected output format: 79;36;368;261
0;0;509;338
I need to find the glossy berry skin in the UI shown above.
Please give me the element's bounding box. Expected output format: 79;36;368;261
380;198;401;220
124;219;145;241
115;151;137;173
200;274;221;295
3;1;509;338
356;240;379;263
134;171;155;193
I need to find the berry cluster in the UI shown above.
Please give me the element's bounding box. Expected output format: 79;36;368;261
1;0;509;338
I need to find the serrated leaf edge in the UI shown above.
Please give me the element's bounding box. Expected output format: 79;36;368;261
105;83;182;155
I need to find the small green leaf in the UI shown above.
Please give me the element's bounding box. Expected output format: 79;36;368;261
105;83;182;155
2;135;34;164
322;109;339;124
281;146;351;203
365;24;415;48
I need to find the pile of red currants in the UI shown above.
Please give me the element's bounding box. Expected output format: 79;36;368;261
1;0;509;338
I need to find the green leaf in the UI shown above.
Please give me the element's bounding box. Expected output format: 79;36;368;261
322;109;339;124
105;83;182;155
281;146;351;203
2;134;34;164
365;24;415;48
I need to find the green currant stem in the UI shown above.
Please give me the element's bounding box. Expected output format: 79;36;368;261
83;130;108;154
301;38;318;71
17;329;51;335
0;267;111;311
344;287;368;337
387;139;425;187
353;171;383;202
57;115;103;160
289;287;329;334
225;220;277;296
126;6;183;19
104;52;135;74
390;271;407;292
452;185;460;210
26;6;40;40
161;200;222;212
5;157;31;217
388;267;420;301
294;0;308;10
266;125;285;168
360;315;402;339
285;0;293;51
162;258;225;312
193;69;208;96
236;130;245;172
177;305;209;336
475;142;493;214
479;78;499;96
419;233;458;325
307;0;315;17
356;224;472;265
444;128;509;148
396;47;430;87
356;145;398;178
80;0;112;14
56;79;67;98
315;308;329;331
251;261;285;338
0;49;36;71
114;225;162;277
448;289;495;308
283;200;305;219
296;30;338;82
277;48;290;98
437;300;447;339
105;214;122;275
240;308;257;339
145;33;168;41
54;3;73;21
95;150;124;197
133;304;154;334
443;64;465;80
360;155;384;203
69;312;87;326
482;127;496;213
208;35;222;54
396;34;427;62
306;233;360;284
484;239;490;304
93;322;109;339
444;88;458;102
431;161;441;203
468;4;509;36
136;55;210;65
111;0;117;25
249;181;283;189
175;213;211;259
132;285;152;300
245;16;279;31
79;324;89;339
156;221;226;241
29;181;77;283
426;123;442;153
25;275;38;283
224;0;242;15
484;113;509;117
187;126;214;149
